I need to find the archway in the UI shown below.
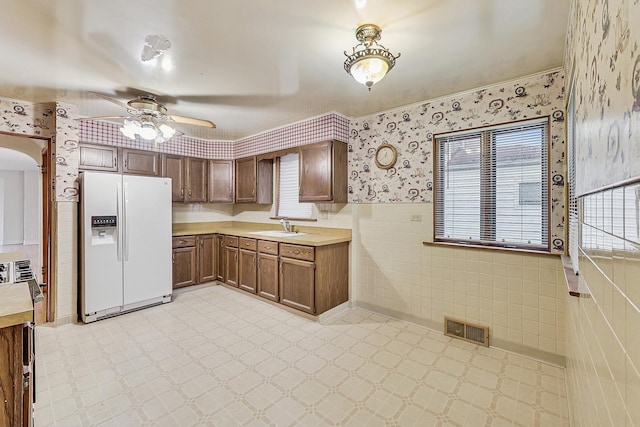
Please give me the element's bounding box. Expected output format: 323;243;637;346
0;133;52;324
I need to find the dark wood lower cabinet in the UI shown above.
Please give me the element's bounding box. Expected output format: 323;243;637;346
172;247;197;288
238;249;257;293
257;252;279;301
279;257;316;314
172;233;349;316
198;234;216;283
225;246;239;287
0;324;26;427
215;234;225;282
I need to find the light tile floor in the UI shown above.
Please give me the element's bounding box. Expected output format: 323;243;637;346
34;284;569;426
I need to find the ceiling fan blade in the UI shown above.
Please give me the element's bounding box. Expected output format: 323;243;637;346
76;115;128;121
169;115;216;128
88;91;130;110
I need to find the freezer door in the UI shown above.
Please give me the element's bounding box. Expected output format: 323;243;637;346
80;172;124;315
122;175;172;304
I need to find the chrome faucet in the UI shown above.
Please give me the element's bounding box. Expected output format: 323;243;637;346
280;218;291;233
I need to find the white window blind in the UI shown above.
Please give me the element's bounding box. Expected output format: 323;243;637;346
277;153;312;219
435;118;549;251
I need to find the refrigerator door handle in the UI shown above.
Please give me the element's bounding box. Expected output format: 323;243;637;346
124;182;129;261
116;182;122;262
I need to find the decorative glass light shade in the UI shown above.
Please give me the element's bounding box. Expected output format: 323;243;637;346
119;116;176;143
344;24;400;90
138;122;157;140
159;123;176;139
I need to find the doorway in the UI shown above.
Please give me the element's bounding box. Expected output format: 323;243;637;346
0;132;53;324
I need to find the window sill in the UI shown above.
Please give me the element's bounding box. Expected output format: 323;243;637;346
270;216;317;222
422;240;559;257
561;255;589;298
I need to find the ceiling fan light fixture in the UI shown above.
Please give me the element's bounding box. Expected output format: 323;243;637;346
120;119;139;139
159;123;176;139
119;116;175;143
344;24;400;90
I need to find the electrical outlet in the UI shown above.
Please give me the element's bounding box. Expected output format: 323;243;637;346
410;214;422;222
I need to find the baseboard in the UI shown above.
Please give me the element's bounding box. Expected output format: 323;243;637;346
354;301;566;367
23;240;39;246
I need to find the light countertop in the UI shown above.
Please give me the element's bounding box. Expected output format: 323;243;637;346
0;283;33;329
172;221;351;246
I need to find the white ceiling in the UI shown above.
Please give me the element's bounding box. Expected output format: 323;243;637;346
0;0;569;141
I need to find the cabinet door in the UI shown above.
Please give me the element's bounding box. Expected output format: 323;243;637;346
209;160;234;203
79;143;119;172
187;157;208;202
173;247;197;288
280;257;315;314
162;154;185;202
257;252;279;302
198;234;216;283
0;324;24;427
215;235;225;281
299;141;333;202
225;246;239;287
238;249;257;293
299;140;347;203
121;148;161;176
235;156;257;202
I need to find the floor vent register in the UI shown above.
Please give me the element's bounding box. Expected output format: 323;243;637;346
444;316;490;347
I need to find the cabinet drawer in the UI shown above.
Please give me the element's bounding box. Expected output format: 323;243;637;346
239;238;257;251
225;236;239;247
280;244;314;261
257;240;278;255
173;236;196;248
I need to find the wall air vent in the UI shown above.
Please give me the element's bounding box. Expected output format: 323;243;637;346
444;316;489;347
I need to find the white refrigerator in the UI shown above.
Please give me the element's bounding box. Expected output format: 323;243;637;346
80;171;172;323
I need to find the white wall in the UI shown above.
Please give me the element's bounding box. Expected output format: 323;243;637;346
0;170;25;245
23;171;39;244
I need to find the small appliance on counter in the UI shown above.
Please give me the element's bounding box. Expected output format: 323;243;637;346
0;259;36;285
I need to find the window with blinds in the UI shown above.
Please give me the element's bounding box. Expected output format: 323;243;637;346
277;153;313;219
567;90;579;273
434;118;549;251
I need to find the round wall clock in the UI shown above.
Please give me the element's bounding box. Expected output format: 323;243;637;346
374;143;397;169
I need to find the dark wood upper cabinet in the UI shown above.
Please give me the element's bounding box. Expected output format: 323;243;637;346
209;160;234;203
186;157;208;202
162;154;185;202
162;155;208;203
299;140;348;203
121;148;161;176
79;143;119;172
235;156;273;204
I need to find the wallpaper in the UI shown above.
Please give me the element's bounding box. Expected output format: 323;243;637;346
80;112;349;160
0;97;55;138
55;102;80;201
565;0;640;194
348;70;566;253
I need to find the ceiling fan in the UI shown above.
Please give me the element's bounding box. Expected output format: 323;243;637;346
79;92;216;143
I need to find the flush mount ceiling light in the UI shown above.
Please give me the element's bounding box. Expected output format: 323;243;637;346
344;24;400;90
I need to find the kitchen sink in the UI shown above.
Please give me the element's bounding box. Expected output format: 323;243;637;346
248;230;307;237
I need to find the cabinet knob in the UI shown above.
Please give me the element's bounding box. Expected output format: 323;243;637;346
293;249;300;255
